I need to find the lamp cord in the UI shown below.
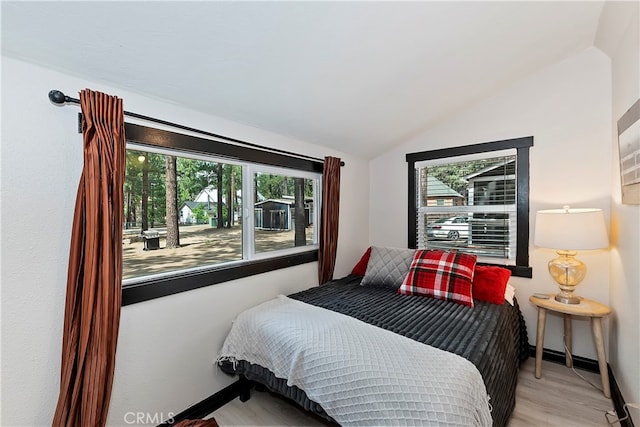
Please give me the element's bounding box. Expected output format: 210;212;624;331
563;335;640;425
563;335;602;392
605;403;640;426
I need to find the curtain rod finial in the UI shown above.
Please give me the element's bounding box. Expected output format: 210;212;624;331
48;90;67;105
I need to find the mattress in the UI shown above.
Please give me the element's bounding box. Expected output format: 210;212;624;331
219;274;528;426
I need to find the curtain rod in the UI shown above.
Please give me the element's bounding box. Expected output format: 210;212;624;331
48;90;344;166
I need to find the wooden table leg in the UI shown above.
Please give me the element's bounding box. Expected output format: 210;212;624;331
591;317;611;398
564;314;572;368
535;307;547;379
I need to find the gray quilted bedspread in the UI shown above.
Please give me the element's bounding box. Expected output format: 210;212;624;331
219;274;528;426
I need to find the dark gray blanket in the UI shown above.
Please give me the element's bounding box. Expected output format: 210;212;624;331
220;274;528;426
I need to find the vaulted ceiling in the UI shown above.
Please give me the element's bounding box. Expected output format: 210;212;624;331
2;1;605;158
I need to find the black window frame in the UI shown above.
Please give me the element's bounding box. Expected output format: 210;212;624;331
121;123;322;305
406;136;533;278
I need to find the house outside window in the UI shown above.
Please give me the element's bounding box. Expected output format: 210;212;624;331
407;137;533;278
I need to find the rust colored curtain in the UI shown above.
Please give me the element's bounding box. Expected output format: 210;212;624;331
53;90;126;427
318;156;341;285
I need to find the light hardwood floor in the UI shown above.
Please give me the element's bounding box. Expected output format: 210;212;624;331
212;359;614;426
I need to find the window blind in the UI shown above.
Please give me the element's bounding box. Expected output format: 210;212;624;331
415;151;517;265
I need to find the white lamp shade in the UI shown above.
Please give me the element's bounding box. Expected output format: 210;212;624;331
534;208;608;250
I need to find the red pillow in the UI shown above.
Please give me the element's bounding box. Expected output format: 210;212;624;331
351;247;372;276
398;250;477;307
473;265;511;305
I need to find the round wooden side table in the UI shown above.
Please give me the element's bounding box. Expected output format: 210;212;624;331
529;293;611;398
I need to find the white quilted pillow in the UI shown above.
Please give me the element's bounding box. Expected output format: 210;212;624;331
361;246;415;289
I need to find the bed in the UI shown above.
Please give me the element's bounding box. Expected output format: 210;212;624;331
218;271;528;426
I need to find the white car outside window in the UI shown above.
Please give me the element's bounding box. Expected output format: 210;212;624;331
426;216;469;240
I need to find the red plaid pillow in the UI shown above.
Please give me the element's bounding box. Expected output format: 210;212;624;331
398;250;477;307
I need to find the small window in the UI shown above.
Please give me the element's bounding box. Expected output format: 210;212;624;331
407;137;533;277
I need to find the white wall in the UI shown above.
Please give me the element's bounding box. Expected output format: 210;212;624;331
0;56;370;426
596;1;640;422
370;47;612;360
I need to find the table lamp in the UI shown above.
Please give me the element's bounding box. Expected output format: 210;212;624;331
534;206;608;304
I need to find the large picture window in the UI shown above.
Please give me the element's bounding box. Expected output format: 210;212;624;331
407;137;533;277
123;150;244;280
121;123;322;305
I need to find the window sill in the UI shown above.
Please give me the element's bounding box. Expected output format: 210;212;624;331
508;265;532;278
122;250;318;306
476;262;532;278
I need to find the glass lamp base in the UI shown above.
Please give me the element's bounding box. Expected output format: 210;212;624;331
548;250;586;305
555;293;581;304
